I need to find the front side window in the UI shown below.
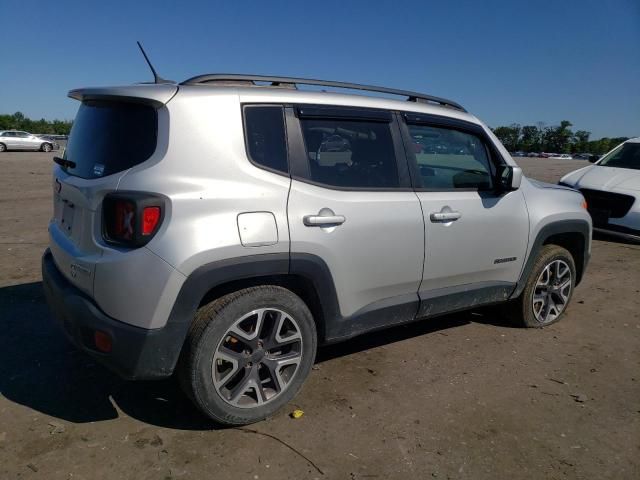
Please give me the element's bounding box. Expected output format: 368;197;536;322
299;118;399;188
244;106;288;174
598;142;640;171
407;124;493;190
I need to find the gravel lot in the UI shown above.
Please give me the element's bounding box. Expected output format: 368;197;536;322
1;153;638;479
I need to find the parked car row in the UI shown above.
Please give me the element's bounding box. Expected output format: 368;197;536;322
509;151;601;161
0;130;60;152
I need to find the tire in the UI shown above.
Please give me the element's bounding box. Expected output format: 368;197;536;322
507;245;576;328
41;143;52;152
178;286;317;426
0;143;6;152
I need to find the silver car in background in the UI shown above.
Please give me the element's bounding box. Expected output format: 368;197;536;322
0;130;58;152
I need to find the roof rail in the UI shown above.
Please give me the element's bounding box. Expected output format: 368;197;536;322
180;74;466;112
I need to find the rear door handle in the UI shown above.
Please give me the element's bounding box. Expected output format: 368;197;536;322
430;211;462;222
303;214;346;227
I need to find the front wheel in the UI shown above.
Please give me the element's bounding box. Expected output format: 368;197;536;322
178;286;317;426
41;143;53;152
508;245;576;328
0;143;6;152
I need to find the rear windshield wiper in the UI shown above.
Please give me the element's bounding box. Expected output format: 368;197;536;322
53;156;76;169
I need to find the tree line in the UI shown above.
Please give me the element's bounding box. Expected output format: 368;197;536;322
0;111;631;154
0;112;72;135
491;120;629;155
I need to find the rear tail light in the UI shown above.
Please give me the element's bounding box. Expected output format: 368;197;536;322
142;206;161;235
103;192;165;247
94;330;112;353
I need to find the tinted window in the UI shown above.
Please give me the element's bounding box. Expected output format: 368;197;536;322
598;143;640;170
244;106;288;173
63;101;157;179
407;124;493;190
300;118;399;188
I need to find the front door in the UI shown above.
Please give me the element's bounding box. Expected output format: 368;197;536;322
401;115;529;317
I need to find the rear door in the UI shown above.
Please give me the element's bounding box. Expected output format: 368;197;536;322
400;113;529;317
286;106;424;338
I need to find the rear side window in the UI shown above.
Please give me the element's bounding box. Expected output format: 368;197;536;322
63;100;157;179
244;106;288;174
299;118;399;188
407;124;493;190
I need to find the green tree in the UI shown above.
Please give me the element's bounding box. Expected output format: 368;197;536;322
493;124;521;151
0;112;72;134
520;125;541;152
572;130;590;153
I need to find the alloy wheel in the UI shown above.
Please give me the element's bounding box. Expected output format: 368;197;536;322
212;308;303;408
532;259;572;324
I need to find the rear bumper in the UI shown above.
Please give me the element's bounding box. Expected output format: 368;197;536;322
42;249;185;380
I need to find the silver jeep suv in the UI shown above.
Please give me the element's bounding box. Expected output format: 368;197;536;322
42;74;592;425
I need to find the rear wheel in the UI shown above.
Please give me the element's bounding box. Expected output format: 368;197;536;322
508;245;576;327
178;286;317;425
41;143;52;152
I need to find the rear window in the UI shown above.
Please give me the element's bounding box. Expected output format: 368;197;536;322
63;100;157;178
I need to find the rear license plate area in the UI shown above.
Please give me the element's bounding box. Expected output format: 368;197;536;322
61;201;75;235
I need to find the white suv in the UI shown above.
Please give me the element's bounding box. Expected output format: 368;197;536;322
560;137;640;242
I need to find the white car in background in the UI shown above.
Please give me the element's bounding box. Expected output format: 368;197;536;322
550;153;573;160
560;137;640;241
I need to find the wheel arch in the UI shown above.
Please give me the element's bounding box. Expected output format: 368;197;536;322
511;219;591;299
165;253;339;367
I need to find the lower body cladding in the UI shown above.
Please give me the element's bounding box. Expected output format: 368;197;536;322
43;248;520;381
43;226;590;381
42;250;188;380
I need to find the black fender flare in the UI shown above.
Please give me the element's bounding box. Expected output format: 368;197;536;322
161;252;342;372
510;219;591;299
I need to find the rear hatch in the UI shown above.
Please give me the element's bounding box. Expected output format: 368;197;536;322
49;85;176;295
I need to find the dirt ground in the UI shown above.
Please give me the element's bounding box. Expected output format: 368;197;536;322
0;152;638;480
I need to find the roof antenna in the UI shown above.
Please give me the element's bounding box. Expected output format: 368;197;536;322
136;41;173;84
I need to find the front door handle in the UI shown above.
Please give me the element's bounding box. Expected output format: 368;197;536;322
303;214;346;227
430;211;462;222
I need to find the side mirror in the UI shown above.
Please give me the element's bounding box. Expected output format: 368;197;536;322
496;165;522;192
588;155;599;163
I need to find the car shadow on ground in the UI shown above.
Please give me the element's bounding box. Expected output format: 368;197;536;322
0;281;513;431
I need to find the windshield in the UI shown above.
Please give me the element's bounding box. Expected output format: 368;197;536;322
598;142;640;170
63;100;157;179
